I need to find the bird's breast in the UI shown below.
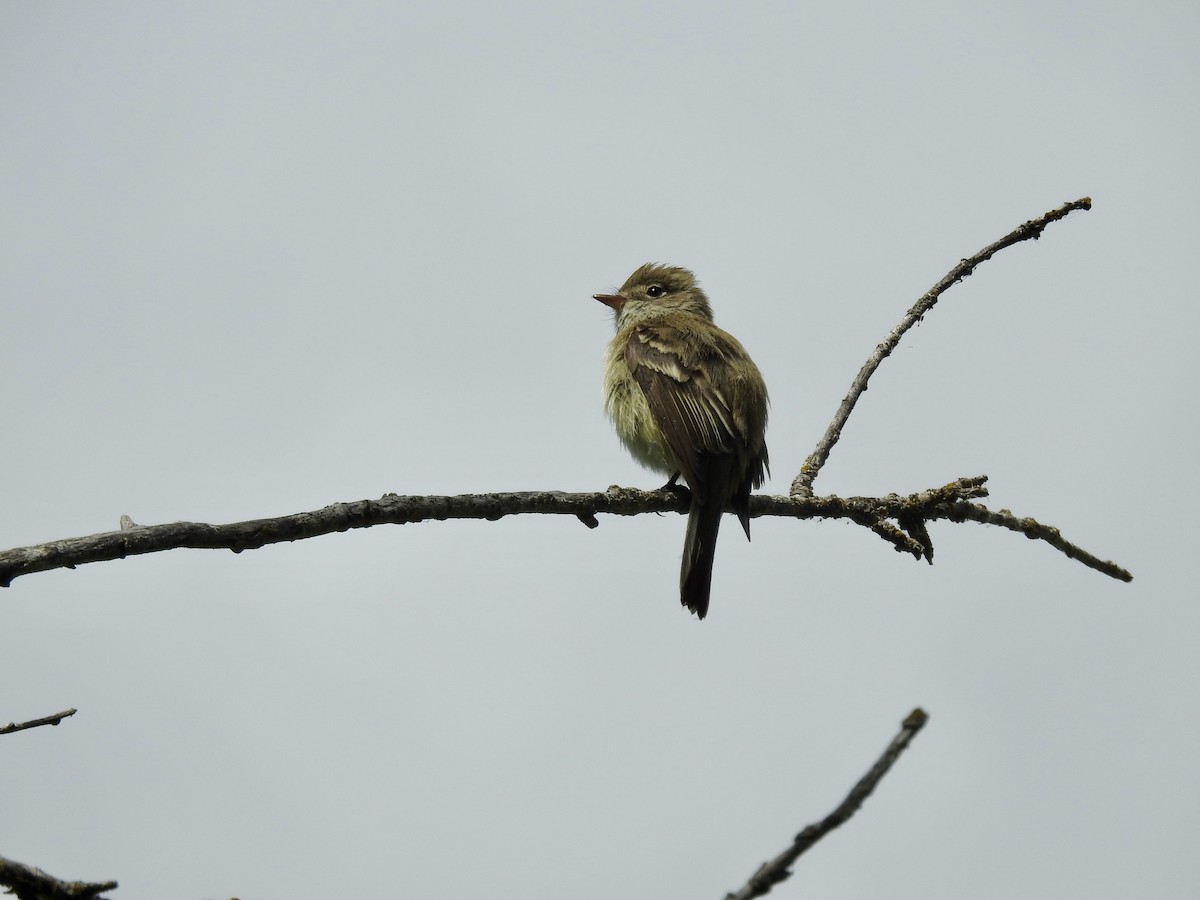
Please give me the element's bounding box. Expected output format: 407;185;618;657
604;331;677;476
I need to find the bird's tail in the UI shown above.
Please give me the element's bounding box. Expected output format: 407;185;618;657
680;493;724;620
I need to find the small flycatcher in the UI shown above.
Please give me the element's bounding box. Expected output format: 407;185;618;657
595;264;769;619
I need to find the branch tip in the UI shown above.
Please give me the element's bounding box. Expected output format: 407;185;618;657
0;707;78;736
0;853;116;900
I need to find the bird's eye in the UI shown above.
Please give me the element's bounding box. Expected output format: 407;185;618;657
646;284;665;298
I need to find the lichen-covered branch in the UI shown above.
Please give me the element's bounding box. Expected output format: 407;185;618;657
0;853;116;900
724;708;930;900
791;197;1093;498
0;476;1131;587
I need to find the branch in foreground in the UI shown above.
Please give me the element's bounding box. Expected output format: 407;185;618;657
724;708;929;900
0;708;77;736
791;197;1093;498
0;853;116;900
0;476;1131;586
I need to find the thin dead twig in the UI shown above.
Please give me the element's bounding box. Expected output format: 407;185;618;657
724;709;930;900
0;707;77;736
791;197;1092;498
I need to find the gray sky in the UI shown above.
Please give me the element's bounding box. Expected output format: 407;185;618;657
2;2;1196;898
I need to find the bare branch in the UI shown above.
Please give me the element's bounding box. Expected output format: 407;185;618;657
0;489;688;587
0;853;116;900
0;476;1130;586
724;708;930;900
791;197;1093;498
1;708;77;736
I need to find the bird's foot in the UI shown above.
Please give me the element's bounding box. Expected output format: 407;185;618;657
659;472;692;501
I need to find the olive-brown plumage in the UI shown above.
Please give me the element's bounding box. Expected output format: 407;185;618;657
595;264;769;619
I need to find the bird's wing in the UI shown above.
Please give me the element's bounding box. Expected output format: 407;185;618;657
625;322;741;498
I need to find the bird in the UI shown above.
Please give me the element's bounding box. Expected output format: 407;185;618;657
595;263;769;619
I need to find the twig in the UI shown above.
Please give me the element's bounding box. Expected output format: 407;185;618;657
724;708;930;900
867;518;928;561
0;707;77;736
0;853;116;900
0;477;1129;586
944;502;1132;579
791;197;1093;498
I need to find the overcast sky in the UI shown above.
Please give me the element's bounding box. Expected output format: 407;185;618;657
2;3;1197;898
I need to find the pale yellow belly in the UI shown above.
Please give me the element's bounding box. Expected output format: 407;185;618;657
603;363;678;476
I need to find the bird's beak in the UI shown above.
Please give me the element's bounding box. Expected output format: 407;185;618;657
594;293;625;311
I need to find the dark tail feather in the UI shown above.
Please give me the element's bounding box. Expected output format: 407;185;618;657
734;452;764;541
680;495;724;620
735;494;752;541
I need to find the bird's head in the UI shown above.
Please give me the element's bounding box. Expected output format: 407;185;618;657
594;263;714;325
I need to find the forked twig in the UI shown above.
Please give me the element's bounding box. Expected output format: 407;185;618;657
0;199;1129;590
